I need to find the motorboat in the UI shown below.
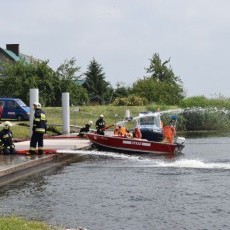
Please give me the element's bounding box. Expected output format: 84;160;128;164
86;111;185;155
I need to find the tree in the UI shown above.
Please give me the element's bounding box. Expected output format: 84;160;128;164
56;58;88;106
113;82;131;99
145;53;182;85
84;58;112;104
132;78;184;105
0;59;88;106
56;57;81;81
132;53;185;105
0;60;57;105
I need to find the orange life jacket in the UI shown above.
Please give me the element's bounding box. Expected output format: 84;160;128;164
119;127;127;136
114;126;127;136
114;127;119;135
163;126;175;144
134;128;142;139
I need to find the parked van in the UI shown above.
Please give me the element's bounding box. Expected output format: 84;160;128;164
0;98;30;121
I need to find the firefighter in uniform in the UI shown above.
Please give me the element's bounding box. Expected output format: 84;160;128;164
0;121;16;155
96;114;106;135
28;102;47;155
78;120;93;137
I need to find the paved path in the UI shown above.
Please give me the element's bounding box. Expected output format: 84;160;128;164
0;137;91;186
15;137;90;150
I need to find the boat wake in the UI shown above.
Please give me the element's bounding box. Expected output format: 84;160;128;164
156;159;230;170
57;149;230;170
57;149;139;160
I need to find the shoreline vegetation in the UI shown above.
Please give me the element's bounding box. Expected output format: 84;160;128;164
8;104;230;139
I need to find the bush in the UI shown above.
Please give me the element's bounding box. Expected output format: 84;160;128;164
181;107;230;131
180;96;230;109
112;95;148;106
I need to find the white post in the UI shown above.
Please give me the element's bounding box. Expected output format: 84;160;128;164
62;92;70;134
29;88;39;137
125;109;130;120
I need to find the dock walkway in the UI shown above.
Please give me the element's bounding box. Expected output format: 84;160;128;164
0;136;91;186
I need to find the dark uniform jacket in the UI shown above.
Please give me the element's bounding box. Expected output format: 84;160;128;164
96;118;106;130
0;129;14;148
96;118;106;135
33;108;47;133
80;124;91;133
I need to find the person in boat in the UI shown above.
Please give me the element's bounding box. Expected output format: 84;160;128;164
96;114;106;135
163;121;175;144
78;120;93;137
133;127;142;139
126;131;133;138
28;102;47;155
114;126;119;135
0;121;16;155
114;125;128;137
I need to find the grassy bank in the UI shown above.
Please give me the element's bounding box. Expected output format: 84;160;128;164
10;105;149;138
0;216;60;230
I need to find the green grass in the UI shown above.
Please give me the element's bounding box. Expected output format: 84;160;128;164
44;105;149;134
0;216;58;230
7;105;150;139
45;105;147;126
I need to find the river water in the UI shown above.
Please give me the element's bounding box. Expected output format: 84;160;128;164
0;136;230;230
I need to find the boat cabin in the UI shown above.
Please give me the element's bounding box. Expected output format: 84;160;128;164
136;112;164;142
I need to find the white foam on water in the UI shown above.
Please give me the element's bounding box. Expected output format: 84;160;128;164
56;149;140;160
56;150;230;170
156;159;230;169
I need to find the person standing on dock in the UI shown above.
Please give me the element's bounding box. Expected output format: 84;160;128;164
28;102;47;155
96;114;106;135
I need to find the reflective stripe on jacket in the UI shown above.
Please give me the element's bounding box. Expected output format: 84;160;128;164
33;108;47;133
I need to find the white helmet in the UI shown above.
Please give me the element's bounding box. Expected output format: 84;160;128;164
3;121;12;129
100;114;104;118
88;120;93;125
33;102;41;109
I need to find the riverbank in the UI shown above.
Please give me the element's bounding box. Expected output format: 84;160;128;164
0;216;86;230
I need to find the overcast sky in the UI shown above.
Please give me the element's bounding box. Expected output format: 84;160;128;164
1;0;230;97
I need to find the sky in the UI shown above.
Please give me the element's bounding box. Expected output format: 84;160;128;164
1;0;230;98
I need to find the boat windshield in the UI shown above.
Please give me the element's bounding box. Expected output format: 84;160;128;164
138;115;161;129
139;116;156;125
116;113;162;130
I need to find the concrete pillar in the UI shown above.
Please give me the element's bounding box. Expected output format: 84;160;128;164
125;109;130;120
29;89;39;137
62;92;70;134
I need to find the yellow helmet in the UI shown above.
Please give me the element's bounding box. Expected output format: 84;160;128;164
88;120;93;125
